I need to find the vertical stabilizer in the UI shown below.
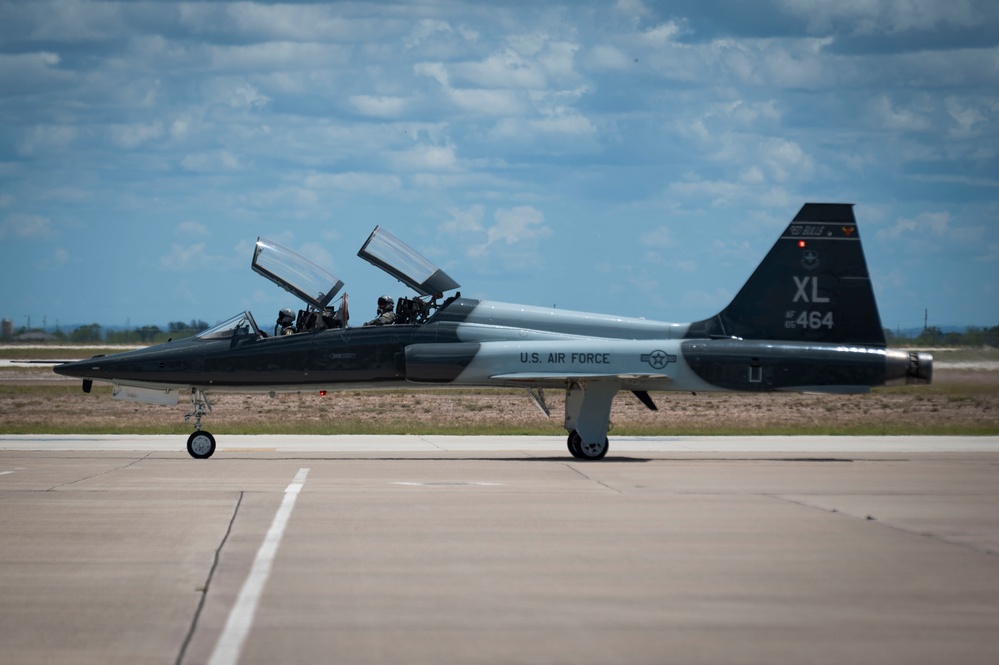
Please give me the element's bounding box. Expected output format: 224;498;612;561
686;203;886;346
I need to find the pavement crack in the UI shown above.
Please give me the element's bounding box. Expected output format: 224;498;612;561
769;494;998;559
416;435;446;451
45;453;153;491
176;491;244;665
565;463;622;493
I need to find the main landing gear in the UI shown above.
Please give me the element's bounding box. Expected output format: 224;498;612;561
567;430;609;460
563;381;617;461
184;389;216;459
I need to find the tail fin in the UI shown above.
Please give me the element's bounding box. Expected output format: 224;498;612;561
686;203;886;346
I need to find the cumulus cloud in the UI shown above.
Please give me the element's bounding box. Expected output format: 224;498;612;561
761;137;814;182
179;2;357;42
349;95;408;118
177;221;210;237
641;226;676;248
199;41;350;73
0;52;68;93
871;94;932;132
455;87;527;116
304;172;403;194
468;205;552;259
488;206;550;245
439;205;486;235
222;83;271;110
180;150;244;172
17;125;77;156
392;144;459;172
159;240;241;272
945;97;988;139
416;33;585;126
876;211;984;248
109;121;164;149
641;22;683;47
776;0;987;35
40;247;70;270
0;213;57;240
585;44;633;71
406;19;454;50
454;49;549;89
160;242;208;270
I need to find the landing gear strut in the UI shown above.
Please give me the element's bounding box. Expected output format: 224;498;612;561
563;381;615;460
184;389;216;459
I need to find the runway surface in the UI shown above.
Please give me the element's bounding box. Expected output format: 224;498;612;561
2;435;998;665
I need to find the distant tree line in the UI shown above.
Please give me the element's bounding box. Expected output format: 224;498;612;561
2;320;210;344
884;325;999;347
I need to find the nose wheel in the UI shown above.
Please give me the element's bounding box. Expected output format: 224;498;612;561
187;430;216;459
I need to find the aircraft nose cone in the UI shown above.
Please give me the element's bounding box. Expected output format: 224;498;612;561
53;356;107;379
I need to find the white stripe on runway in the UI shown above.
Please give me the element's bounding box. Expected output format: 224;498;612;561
207;468;310;665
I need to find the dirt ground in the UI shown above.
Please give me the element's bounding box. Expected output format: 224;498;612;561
2;367;997;435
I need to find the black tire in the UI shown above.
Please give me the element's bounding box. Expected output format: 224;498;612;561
567;430;608;460
187;431;216;459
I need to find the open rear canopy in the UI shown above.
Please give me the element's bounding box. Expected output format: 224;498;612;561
252;238;344;309
357;226;460;297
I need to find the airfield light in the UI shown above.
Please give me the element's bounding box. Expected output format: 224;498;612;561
320;390;327;396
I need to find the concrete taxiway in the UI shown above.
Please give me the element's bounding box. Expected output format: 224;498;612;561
2;435;998;665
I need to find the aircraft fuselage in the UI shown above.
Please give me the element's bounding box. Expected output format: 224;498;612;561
57;297;925;394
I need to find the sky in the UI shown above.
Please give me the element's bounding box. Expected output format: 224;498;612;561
1;0;997;335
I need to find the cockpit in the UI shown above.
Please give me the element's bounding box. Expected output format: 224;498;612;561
196;312;263;341
201;226;462;340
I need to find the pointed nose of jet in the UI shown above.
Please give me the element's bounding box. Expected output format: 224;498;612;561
53;339;207;386
54;355;121;394
52;345;173;382
54;355;114;380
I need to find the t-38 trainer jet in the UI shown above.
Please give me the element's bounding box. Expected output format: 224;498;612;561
55;203;932;459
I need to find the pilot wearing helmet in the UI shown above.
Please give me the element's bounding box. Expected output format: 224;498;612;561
364;295;396;326
276;308;297;336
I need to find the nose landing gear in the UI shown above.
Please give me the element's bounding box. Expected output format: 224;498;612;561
184;389;216;459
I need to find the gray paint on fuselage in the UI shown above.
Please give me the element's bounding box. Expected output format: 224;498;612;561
448;338;721;393
433;298;691;342
681;339;889;393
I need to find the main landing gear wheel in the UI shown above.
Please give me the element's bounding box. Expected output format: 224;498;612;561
187;431;216;459
567;430;609;460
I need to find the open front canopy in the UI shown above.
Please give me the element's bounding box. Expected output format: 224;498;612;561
357;226;460;297
252;238;344;309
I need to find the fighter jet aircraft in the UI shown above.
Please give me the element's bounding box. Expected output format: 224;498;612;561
55;203;932;460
